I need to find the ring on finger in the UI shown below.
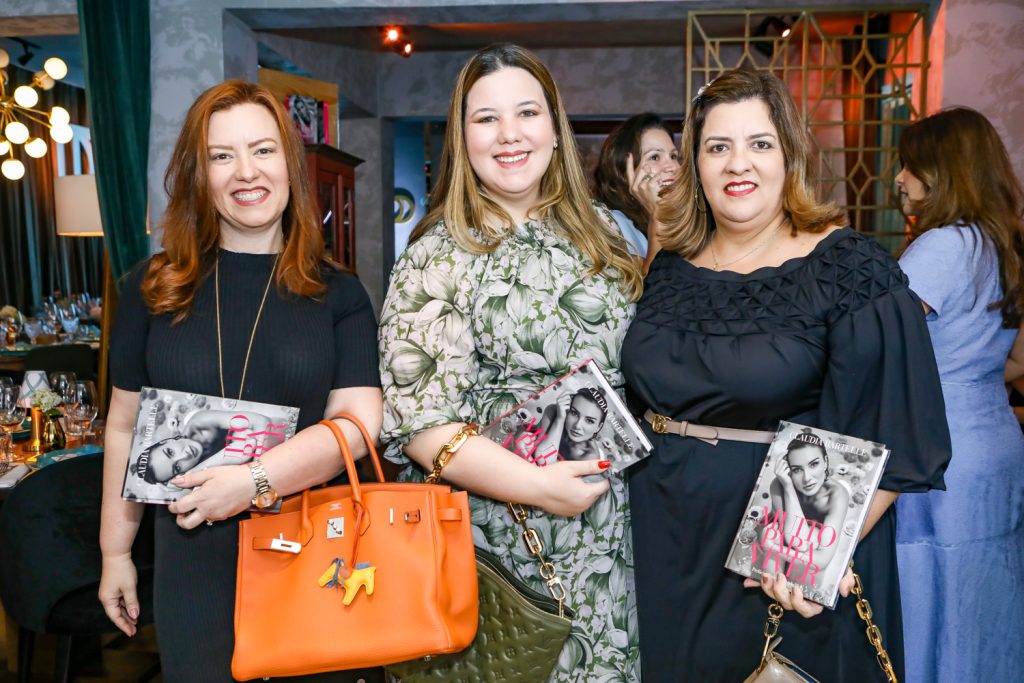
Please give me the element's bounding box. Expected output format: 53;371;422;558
205;520;214;526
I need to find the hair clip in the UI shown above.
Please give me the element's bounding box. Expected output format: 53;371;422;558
692;77;718;105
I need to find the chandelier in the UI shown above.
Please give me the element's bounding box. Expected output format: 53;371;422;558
0;47;74;181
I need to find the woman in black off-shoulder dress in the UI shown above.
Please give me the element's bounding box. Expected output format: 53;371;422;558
622;70;951;682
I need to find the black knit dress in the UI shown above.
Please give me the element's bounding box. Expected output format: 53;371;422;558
111;250;381;683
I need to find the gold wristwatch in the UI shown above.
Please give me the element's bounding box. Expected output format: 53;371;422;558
248;460;279;509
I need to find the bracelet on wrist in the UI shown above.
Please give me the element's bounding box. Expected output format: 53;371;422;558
425;423;479;484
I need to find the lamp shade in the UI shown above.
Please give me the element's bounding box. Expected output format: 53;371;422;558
54;174;103;236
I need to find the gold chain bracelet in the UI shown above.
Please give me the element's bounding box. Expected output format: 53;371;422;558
424;423;478;484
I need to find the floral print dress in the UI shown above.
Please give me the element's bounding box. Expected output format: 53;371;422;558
379;218;641;682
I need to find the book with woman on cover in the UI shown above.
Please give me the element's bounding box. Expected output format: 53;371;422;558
481;359;652;475
121;387;299;505
724;421;890;609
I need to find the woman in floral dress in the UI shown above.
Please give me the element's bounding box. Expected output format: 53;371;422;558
379;44;643;682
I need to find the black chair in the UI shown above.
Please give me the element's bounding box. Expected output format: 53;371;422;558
22;343;96;382
0;454;155;682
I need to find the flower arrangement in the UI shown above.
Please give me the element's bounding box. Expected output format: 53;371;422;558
31;389;63;416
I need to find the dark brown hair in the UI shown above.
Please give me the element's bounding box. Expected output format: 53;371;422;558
658;69;848;257
899;107;1024;328
593;113;677;235
141;80;328;321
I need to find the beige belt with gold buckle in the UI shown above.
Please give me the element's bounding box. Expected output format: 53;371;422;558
644;410;774;447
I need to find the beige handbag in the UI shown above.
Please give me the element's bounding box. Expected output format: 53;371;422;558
745;563;898;683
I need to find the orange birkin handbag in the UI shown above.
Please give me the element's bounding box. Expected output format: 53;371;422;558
231;414;479;681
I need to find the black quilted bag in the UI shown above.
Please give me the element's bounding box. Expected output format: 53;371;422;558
387;548;573;682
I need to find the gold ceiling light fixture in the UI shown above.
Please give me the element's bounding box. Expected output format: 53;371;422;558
0;46;74;181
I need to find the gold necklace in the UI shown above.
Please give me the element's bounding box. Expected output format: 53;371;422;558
709;222;784;271
215;253;279;400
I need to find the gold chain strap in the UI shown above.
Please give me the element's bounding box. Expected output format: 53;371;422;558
850;561;898;682
507;501;568;617
760;602;784;661
422;423;569;618
757;561;898;682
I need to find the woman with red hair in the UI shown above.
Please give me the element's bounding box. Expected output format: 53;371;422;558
98;80;382;682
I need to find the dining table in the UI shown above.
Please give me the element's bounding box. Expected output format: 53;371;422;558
0;339;101;375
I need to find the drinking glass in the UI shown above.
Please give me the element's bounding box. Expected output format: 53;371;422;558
0;432;12;469
42;300;61;331
60;315;80;338
65;380;98;437
2;310;23;343
0;386;25;434
23;317;43;344
49;372;76;405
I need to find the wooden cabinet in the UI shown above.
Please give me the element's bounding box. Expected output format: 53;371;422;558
304;144;363;272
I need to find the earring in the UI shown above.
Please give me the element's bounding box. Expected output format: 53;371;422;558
694;184;705;213
553;139;559;149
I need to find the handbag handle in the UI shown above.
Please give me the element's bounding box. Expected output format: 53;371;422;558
309;415;389;571
329;412;386;483
293;414;384;548
755;562;898;683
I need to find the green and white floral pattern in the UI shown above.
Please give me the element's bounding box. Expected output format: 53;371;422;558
380;218;640;682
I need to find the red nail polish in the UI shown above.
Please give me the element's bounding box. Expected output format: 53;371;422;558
598;460;612;470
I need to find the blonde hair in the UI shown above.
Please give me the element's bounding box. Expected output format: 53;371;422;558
410;44;642;300
658;69;847;258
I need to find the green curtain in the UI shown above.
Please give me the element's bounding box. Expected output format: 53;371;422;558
0;68;102;313
77;0;151;285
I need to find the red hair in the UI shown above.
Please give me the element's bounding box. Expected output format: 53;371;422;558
141;80;329;321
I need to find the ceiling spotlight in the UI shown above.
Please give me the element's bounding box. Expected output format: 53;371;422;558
380;26;415;57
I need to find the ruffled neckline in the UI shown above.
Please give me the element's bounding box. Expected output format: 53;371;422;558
665;227;855;282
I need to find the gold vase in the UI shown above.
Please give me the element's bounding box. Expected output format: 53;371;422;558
42;412;66;451
27;407;45;453
27;407;66;453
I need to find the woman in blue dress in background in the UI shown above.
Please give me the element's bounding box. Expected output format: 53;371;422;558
894;107;1024;682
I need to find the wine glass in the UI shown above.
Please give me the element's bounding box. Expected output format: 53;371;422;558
49;371;76;405
23;317;43;344
0;385;25;434
65;380;98;437
3;310;23;345
60;313;80;339
42;300;61;332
